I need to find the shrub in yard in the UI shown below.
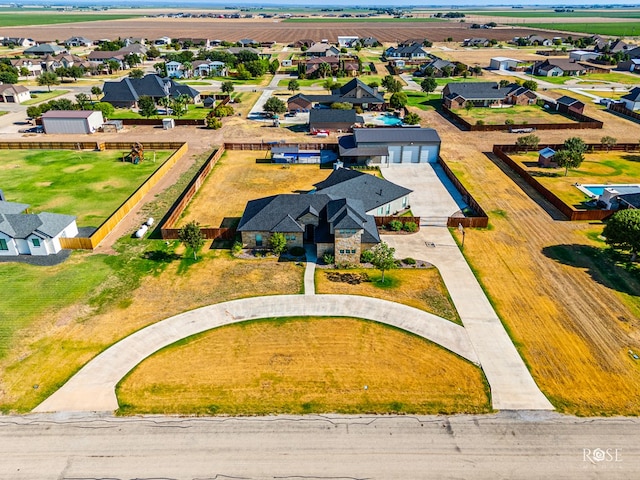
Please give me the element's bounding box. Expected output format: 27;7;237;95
232;241;243;255
476;120;485;126
505;119;515;126
360;249;375;263
402;257;416;265
402;221;418;232
323;252;335;265
388;220;403;231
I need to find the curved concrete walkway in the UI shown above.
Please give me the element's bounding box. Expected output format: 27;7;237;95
33;295;477;413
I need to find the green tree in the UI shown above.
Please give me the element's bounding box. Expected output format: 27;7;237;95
154;62;167;77
522;79;538;91
138;96;158;118
318;62;331;78
75;93;90;109
269;59;280;74
146;46;161;59
26;105;41;119
221;80;235;95
269;232;288;255
93;101;114;119
158;96;171;116
370;242;396;284
106;60;120;74
603;209;640;262
91;86;102;101
389;91;408;110
601;135;617;152
287;79;300;94
205;111;222;129
37;72;60;92
403;112;421;125
129;68;145;79
323;78;340;92
499;79;510;88
264;96;286;115
178;220;205;260
420;77;437;96
515;134;540;151
553;149;581;176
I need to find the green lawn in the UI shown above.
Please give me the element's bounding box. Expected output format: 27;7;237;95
0;12;143;27
109;104;211;120
467;10;640;18
406;91;438;111
0;149;172;227
509;151;640;207
519;22;640;37
455;104;576;125
284;17;445;23
22;90;70;105
533;72;640;86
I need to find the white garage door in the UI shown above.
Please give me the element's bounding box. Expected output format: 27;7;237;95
389;146;402;163
420;146;438;163
403;145;420;163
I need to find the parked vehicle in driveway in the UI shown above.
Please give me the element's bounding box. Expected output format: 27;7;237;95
19;126;44;133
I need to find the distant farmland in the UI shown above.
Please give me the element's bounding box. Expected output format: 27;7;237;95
518;22;640;36
0;12;143;27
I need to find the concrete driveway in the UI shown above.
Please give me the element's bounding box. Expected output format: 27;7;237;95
381;165;553;411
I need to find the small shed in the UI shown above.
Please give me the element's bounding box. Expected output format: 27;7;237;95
489;57;522;71
102;120;123;133
538;147;556;167
41;110;104;134
203;97;216;109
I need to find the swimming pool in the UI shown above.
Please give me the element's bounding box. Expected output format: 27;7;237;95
362;112;404;126
379;113;403;126
578;184;640;198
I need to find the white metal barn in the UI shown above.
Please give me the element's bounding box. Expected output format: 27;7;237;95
41;110;104;134
489;57;522;71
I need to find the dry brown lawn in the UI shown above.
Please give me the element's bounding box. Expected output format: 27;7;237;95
316;267;461;324
177;150;331;227
0;249;303;412
421;102;640;416
116;317;490;415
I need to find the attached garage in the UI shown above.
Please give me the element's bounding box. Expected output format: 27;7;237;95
41;110;104;134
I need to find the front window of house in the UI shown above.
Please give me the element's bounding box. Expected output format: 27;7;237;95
0;239;7;250
32;238;40;247
255;234;262;247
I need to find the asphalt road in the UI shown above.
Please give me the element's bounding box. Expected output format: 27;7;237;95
0;411;638;479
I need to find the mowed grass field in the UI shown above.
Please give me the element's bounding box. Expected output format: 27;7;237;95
456;105;577;125
177;150;331;228
509;151;640;207
0;149;172;227
316;267;461;323
116;317;490;415
521;22;640;36
0;12;143;27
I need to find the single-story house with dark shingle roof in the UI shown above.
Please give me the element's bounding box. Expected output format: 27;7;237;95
533;58;590;77
555;95;585;115
237;167;411;264
287;93;312;112
442;81;536;109
309;108;363;132
101;74;200;108
338;127;441;167
0;201;77;256
384;42;428;60
288;78;385;111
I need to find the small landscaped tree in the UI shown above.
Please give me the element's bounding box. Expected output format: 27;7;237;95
370;241;396;284
499;79;510;88
515;134;540;151
91;86;102;102
75;93;90;109
221;80;235;95
37;72;60;92
264;96;287;116
554;136;587;176
287;79;299;94
601;135;617;152
420;77;437;97
269;232;288;255
603;209;640;262
178;220;205;260
522;79;538;91
129;68;145;79
92;101;114;119
138;96;158;118
389;91;408;110
403;112;421;125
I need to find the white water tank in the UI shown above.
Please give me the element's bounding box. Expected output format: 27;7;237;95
146;217;155;227
135;224;148;238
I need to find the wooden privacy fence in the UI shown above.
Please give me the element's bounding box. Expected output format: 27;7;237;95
441;105;602;132
224;142;339;151
53;142;188;249
493;144;618;222
608;103;640;123
159;147;236;241
437;157;489;228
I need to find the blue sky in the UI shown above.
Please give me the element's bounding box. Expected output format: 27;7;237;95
14;0;640;6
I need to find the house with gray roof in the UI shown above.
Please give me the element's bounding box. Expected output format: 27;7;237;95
24;44;67;56
287;78;385;112
533;58;590;77
442;81;536;109
101;74;200;108
309;108;363;132
0;201;77;256
384;42;428;60
237;168;411;264
338;127;441;166
554;95;585;115
621;87;640;111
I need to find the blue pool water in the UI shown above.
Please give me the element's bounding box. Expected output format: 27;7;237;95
380;114;403;126
583;185;640;197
